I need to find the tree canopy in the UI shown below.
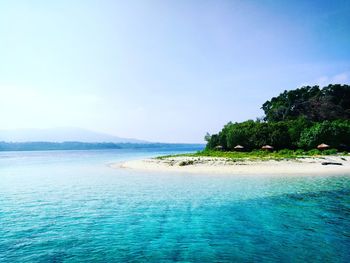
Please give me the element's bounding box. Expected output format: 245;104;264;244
206;84;350;151
261;84;350;122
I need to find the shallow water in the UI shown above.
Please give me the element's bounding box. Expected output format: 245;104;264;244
0;149;349;262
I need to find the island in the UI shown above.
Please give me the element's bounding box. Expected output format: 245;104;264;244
115;84;350;175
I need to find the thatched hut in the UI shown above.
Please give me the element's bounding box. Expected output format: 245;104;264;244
233;145;244;151
261;145;274;151
317;143;330;150
215;145;224;151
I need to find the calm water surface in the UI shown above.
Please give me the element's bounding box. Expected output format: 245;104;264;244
0;148;349;262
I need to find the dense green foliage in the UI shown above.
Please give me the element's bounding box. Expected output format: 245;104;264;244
298;120;350;149
262;84;350;122
206;119;350;150
206;84;350;151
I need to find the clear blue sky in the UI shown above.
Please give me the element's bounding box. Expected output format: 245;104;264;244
1;0;349;143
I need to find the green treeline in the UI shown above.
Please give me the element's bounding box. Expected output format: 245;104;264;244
206;84;350;151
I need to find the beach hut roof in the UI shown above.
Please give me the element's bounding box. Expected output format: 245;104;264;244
317;143;330;149
234;145;244;149
261;145;274;149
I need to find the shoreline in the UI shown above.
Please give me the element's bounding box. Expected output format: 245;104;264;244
111;156;350;176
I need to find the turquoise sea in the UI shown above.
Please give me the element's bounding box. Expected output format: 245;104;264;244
0;147;349;262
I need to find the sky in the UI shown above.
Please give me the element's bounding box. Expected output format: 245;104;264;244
0;0;349;143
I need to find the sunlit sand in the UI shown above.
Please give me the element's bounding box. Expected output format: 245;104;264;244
115;156;350;176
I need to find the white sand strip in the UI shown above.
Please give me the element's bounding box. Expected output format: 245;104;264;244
111;156;350;176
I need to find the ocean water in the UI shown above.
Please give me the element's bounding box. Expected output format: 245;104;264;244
0;148;349;262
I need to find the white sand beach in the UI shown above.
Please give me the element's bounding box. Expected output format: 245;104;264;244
112;156;350;176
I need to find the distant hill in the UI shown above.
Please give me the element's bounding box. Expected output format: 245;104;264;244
0;127;147;143
0;127;205;152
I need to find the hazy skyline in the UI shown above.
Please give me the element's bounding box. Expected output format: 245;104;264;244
1;0;350;143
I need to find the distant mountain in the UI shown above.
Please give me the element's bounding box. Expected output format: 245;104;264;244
0;127;147;143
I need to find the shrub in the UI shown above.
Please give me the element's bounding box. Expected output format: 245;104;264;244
306;149;321;155
322;149;338;155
